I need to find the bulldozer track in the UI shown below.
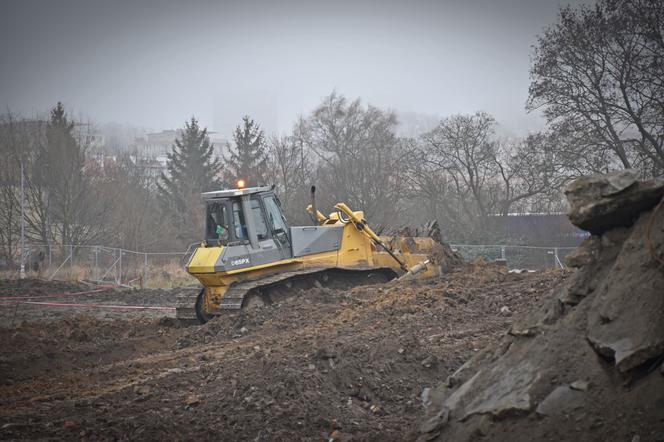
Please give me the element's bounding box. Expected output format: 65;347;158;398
175;266;398;322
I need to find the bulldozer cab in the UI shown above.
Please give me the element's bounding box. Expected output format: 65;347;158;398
202;186;293;264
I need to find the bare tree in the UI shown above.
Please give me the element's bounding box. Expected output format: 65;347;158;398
101;155;166;252
0;112;32;265
402;146;467;236
411;113;566;242
421;112;498;222
298;92;409;223
493;133;571;216
27;103;112;246
529;0;664;176
266;132;312;224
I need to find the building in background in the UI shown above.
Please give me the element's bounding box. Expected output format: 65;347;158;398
486;213;588;247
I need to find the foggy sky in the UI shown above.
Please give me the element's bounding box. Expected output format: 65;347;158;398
0;0;590;137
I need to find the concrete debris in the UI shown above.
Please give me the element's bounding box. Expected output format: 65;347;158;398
419;406;450;434
510;295;563;337
535;385;585;416
474;414;491;437
569;380;589;391
508;324;539;337
564;238;597;268
565;169;664;234
421;355;438;368
369;404;382;414
585;210;664;372
421;388;432;407
185;395;200;406
458;362;539;419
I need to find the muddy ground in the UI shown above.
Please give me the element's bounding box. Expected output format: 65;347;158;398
0;279;197;324
0;264;566;441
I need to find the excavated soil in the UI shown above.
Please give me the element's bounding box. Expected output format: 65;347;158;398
0;264;565;441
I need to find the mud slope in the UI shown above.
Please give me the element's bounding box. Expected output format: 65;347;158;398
417;170;664;442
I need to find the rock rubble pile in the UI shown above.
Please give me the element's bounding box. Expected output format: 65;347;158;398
417;170;664;442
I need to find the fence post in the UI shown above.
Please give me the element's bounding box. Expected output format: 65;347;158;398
118;250;122;285
501;246;506;261
94;246;99;281
48;244;52;270
554;247;561;269
144;253;148;288
69;245;73;278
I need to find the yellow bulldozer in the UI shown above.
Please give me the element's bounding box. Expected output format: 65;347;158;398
177;184;443;323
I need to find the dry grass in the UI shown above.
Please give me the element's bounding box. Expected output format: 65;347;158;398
144;261;196;288
0;261;196;289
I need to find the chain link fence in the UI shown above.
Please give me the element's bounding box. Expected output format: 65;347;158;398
1;244;196;288
1;242;576;286
450;244;575;270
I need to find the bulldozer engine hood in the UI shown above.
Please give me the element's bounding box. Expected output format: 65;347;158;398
187;239;290;274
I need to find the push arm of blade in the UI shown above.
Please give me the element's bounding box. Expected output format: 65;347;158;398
306;204;329;223
334;203;409;273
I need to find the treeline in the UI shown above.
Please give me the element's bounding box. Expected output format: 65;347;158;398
1;0;661;260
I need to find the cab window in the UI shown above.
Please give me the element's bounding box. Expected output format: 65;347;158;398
264;196;288;233
206;201;229;244
231;199;268;240
251;199;269;240
232;202;247;239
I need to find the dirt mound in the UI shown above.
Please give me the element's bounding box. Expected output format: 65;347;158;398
428;241;464;272
416;171;664;442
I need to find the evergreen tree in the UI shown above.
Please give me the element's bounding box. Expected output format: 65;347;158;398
31;102;105;246
224;116;268;187
157;117;222;243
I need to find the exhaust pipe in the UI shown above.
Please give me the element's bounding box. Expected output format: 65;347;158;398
310;185;319;226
